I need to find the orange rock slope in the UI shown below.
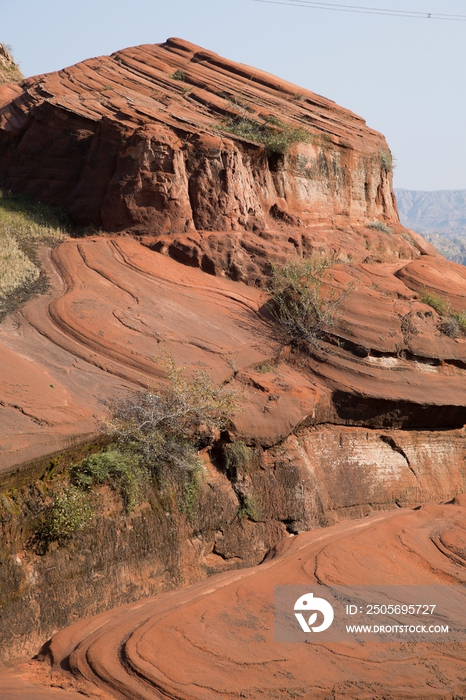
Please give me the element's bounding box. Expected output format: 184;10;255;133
2;234;466;508
5;497;464;700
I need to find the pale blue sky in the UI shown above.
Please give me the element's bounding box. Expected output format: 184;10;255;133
2;0;465;190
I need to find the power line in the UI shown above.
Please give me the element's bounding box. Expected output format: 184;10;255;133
252;0;466;21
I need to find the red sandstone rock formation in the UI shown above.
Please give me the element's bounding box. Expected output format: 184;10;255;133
2;235;466;482
0;38;401;276
1;41;466;681
4;498;465;699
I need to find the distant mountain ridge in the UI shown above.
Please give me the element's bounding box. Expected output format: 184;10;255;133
395;188;466;235
395;188;466;265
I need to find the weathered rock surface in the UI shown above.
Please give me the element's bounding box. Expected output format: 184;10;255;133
1;41;466;685
2;235;466;472
1;236;466;665
0;39;399;252
5;499;466;700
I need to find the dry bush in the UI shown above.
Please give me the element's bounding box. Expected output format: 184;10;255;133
267;255;356;347
366;220;393;234
105;356;238;514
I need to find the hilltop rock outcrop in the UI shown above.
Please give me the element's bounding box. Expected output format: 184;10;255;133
0;38;401;276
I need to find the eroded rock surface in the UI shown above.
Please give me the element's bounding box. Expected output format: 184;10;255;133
5;499;465;700
1;41;466;683
0;38;397;235
2;236;466;472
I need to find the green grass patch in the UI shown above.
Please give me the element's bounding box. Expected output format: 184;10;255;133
171;69;186;81
224;441;252;475
418;288;466;338
255;363;275;373
71;446;147;513
218;115;311;156
179;461;204;521
238;495;260;521
418;288;450;317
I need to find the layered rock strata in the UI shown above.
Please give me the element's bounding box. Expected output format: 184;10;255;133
1;236;466;663
0;38;397;239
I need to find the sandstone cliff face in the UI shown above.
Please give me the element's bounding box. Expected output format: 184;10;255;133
0;38;396;239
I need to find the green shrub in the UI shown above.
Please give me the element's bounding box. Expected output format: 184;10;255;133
224;441;252;475
267;255;356;347
218;115;311;156
418;289;466;338
256;363;274;373
238;495;260;521
366;220;393;234
418;288;450;316
39;486;93;544
179;461;204;521
72;446;146;512
171;69;186;81
453;311;466;333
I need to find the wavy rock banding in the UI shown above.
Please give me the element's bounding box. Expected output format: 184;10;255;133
0;40;466;693
22;497;466;700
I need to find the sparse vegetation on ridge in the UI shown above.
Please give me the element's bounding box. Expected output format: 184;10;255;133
0;43;23;84
366;220;393;234
218;113;312;156
418;287;466;338
267;255;356;347
171;69;186;81
379;148;394;174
